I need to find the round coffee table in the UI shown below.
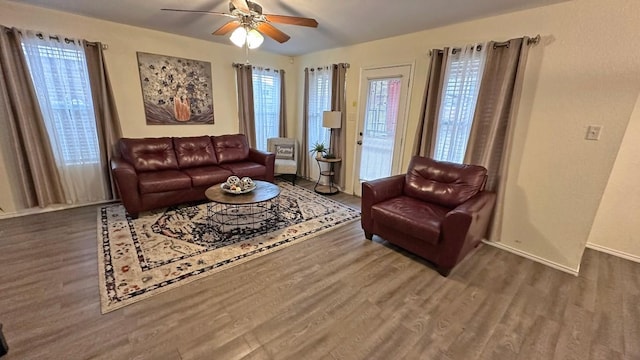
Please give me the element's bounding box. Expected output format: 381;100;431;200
205;180;281;235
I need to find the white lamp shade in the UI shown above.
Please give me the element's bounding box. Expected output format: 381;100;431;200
246;29;264;49
230;27;247;47
322;111;342;129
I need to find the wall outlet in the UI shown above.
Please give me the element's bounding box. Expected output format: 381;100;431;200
586;125;602;140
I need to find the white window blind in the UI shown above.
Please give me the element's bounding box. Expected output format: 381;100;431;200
252;67;281;151
21;40;100;166
434;43;487;163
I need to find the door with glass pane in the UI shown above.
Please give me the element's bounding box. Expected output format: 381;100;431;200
353;65;411;196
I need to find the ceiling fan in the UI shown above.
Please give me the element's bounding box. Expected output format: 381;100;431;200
162;0;318;49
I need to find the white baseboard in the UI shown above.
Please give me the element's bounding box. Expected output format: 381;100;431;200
586;242;640;264
482;240;580;276
0;199;116;220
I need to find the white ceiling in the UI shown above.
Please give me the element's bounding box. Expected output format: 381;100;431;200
9;0;568;56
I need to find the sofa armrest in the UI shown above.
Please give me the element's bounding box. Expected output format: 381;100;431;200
248;148;275;182
361;174;405;234
439;191;497;268
111;158;142;215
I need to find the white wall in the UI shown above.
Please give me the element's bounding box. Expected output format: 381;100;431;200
0;1;296;213
295;0;640;272
587;93;640;261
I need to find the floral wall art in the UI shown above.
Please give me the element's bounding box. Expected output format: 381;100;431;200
136;52;214;125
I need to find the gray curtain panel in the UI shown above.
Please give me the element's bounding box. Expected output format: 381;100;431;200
330;63;348;188
0;26;64;208
278;69;287;138
464;37;531;241
234;64;256;147
84;41;123;200
301;68;310;178
413;49;449;157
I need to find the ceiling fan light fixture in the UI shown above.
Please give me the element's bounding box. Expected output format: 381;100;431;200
246;29;264;49
230;26;247;47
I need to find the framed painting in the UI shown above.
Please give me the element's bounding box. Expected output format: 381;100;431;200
137;52;214;125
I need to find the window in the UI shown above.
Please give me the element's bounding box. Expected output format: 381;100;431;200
21;40;100;166
20;32;108;204
434;44;487;163
307;67;331;153
252;67;281;151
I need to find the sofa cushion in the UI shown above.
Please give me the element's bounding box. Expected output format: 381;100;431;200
212;134;249;164
219;161;266;178
119;138;179;172
174;136;218;168
183;166;233;187
138;170;192;194
372;195;449;245
404;156;486;208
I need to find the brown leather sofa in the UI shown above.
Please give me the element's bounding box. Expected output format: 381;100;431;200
361;156;496;276
111;134;275;218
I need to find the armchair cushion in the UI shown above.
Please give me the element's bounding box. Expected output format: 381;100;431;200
404;156;487;208
372;196;449;245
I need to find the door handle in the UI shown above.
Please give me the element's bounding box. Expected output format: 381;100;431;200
357;140;362;145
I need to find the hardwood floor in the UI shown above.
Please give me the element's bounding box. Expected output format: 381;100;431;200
0;180;639;359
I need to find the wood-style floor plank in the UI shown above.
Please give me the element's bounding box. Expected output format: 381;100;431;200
0;180;639;359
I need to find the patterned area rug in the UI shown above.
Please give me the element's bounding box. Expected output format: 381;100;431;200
97;182;360;313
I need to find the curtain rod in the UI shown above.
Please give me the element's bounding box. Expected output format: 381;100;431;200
304;63;350;72
231;63;285;73
2;26;108;50
428;34;541;56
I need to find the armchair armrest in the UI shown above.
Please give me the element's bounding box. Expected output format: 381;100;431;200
361;174;405;235
111;158;142;215
439;191;497;269
248;148;275;182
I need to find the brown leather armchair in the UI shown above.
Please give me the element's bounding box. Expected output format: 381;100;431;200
361;156;496;276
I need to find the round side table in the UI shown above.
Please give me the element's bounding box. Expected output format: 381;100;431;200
314;157;342;195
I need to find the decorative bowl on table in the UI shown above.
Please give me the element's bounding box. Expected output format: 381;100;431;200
221;176;256;194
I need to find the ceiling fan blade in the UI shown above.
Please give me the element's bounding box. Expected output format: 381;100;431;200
230;0;250;13
264;14;318;28
212;21;241;35
161;8;236;18
256;22;291;43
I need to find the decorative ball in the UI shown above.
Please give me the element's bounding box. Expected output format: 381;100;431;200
240;177;255;190
226;175;240;186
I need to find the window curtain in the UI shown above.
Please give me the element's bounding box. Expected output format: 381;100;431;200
0;26;64;208
413;49;449;157
83;40;122;200
303;66;331;179
434;43;487;163
301;68;310;177
21;30;108;204
464;37;531;242
278;69;287;137
330;63;348;188
234;64;256;147
252;66;281;151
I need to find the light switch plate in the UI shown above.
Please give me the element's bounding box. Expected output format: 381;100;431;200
586;125;602;140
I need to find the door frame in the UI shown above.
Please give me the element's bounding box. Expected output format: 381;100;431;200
351;62;415;196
